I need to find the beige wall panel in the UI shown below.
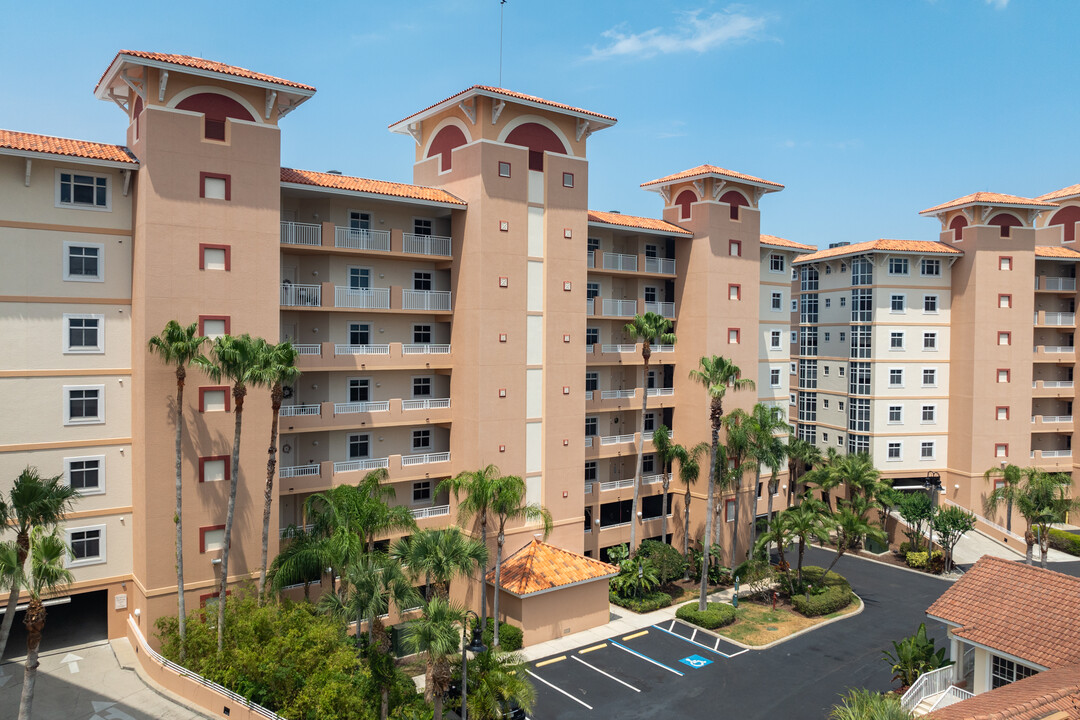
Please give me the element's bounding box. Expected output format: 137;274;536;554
0;302;131;371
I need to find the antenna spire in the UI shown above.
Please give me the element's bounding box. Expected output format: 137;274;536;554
499;0;507;87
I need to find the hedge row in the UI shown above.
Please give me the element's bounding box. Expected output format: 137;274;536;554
791;565;854;617
609;590;672;614
1049;528;1080;557
676;601;737;629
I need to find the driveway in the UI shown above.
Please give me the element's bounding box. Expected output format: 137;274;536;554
528;547;953;720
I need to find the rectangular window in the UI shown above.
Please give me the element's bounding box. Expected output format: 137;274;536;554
725;498;736;522
410;325;432;344
840;297;847;308
586;282;600;300
922;405;936;423
990;655;1036;690
822;432;829;443
413;271;433;291
412;429;432;452
823;365;830;376
822;398;829;409
65;456;104;494
824;298;831;308
889;368;904;387
63;242;104;282
996;406;1009;420
770;291;782;310
923;332;937;350
998;331;1011;346
792;299;798;313
63;314;104;353
200;172;231;201
791;332;797;344
921;442;935;459
198;315;230;339
199;387;229;412
57;170;109;210
68;526;106;565
891;294;905;313
770;368;781;387
586;327;599;347
585;372;598;392
562;172;574;188
412;481;431;503
999;256;1012;271
349;211;372;230
413;219;433;236
348;322;370;346
888;405;902;423
839;366;845;377
921;259;941;277
584;461;597;481
729;240;741;257
200;526;226;553
890;332;904;350
887;442;902;461
769;254;785;272
995;443;1009;458
199;243;231;271
412;377;432;398
888;257;909;275
347;266;371;290
728;328;740;344
824;332;831;342
770;331;781;349
729;284;741;301
644;412;656;432
999;294;1011;309
585;416;597;436
498;162;511;178
348;433;370;459
851;258;873;285
199;456;229;483
924;295;939;313
348;378;371;403
997;369;1010;383
789;393;796;406
64;385;104;425
922;368;937;386
642;453;655;473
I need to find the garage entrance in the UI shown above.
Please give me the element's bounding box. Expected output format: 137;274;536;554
1;589;108;661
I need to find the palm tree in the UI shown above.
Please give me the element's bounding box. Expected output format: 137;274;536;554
722;409;753;562
17;528;74;720
835;453;886;507
195;333;261;651
147;320;206;651
652;426;680;546
463;649;537;720
624;312;676;553
983;462;1025;532
249;339;301;601
356;469;416;554
1015;469;1078;567
688;355;754;612
0;467;77;659
392;527;488;600
745;403;791;552
786;436;822;507
441;464;503;633
826;506;886;575
786;497;833;586
268;524;327;600
753;510;794;572
675;441;709;578
405;596;465;720
321;551;420;643
489;476;552;647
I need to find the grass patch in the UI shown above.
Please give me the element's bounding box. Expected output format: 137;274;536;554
715;597;861;646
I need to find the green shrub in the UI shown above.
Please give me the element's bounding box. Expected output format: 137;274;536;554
1049;528;1080;556
906;551;929;569
637;540;687;584
800;565;851;590
928;550;945;574
609;590;672;613
791;566;854;617
676;601;737;629
471;619;524;652
898;541;913;555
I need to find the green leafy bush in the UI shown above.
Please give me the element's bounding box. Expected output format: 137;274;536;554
1049;528;1080;556
676;601;737;629
637;540;687;584
906;551;928;569
609;590;672;613
471;619;523;652
898;541;913;555
791;566;853;617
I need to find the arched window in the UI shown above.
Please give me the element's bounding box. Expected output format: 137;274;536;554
426;125;467;172
504;122;567;171
719;190;749;221
1048;206;1080;244
675;190;697;221
988;213;1023;238
949;215;968;242
176;92;255;140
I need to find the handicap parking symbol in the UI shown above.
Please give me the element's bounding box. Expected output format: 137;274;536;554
679;654;713;669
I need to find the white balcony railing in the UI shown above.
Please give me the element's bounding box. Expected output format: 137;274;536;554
1041;449;1072;458
403;290;452;311
644;301;675;318
412;504;450;519
334;457;390;473
587;251;595;268
402;451;451;466
279;523;316;538
292;344;321;356
900;666;955;713
334;226;390;251
335;344;391;355
1041;380;1075;388
1040;346;1075;353
646;387;674;397
281;283;321;307
336;286;390;309
1041;312;1076;326
280;221;322;246
602;344;636;353
1043;277;1077;291
586;298;595;316
642;473;664;485
279;464;320;479
402;398;451;410
652;345;675;353
403;233;452;257
645;256;676;275
1034;415;1073;423
603;252;638;272
585;390;594;400
334;401;390;414
279;404;321;417
584;436;594;447
600;478;635;492
601;389;635;400
600;433;636;445
403;344;451;355
603;299;637;317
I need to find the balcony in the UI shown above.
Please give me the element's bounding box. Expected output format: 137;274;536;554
1031;448;1073;470
334;457;390;473
334;400;391;414
644;301;675;318
602;299;638;317
644;257;676;275
586;298;595;316
1031;415;1074;430
279;464;321;478
403;344;451;355
278;397;452;433
584;482;594;495
336;286;391;309
1036;276;1077;292
281;222;453;260
279;404;321;418
402;398;451;410
295;342;452;371
411;504;450;520
603;252;638;272
587;251;596;268
1032;380;1075;398
1034;345;1075;360
335;344;390;355
403;233;452;257
601;344;636;354
599;478;634;492
401;451;451;466
335;227;391;252
403;290;452;311
646;387;674;398
280;221;322;246
600;389;636;400
293;344;322;356
281;284;322;307
601;433;636;446
587;342;673;365
1035;311;1076;327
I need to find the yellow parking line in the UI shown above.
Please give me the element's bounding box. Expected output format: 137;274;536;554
579;643;607;654
622;630;648;641
535;655;566;667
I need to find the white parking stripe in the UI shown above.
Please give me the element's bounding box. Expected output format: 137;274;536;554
609;640;685;676
527;669;594;710
652;622;737;658
571;655;641;692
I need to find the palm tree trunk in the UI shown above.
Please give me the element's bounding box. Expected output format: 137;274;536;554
749;466;762;558
765;473;776;541
797;539;805;586
730;474;740;569
630;356;650;555
480;515;488;634
434;692;443;720
380;687;389;720
661;472;670;546
683;488;692;580
0;534;29;658
1025;528;1035;566
258;385;283;602
174;369;187;657
1006;498;1013;533
1039;527;1049;569
699;427;717;612
218;387;245;652
493;526;504;648
17;600;44;720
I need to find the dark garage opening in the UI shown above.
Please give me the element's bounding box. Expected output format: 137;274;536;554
1;589;108;661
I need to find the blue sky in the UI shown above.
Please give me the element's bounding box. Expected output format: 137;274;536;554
2;0;1076;248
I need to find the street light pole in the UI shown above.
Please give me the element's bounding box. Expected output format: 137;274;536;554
460;609;486;720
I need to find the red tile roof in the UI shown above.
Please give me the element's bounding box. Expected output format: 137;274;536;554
1035;246;1080;259
0;129;136;165
760;234;815;252
391;85;616;129
926;556;1080;670
1037;183;1080;202
487;540;618;597
587;210;692;236
641;164;783;189
97;50;315;93
921;192;1057;215
280;167;465;206
929;664;1080;720
794;238;962;264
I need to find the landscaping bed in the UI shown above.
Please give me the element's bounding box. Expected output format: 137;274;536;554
717;597;861;646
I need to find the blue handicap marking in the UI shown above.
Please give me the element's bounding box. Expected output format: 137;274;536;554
679;654;713;669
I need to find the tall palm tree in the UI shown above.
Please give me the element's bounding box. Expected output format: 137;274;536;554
195;333;261;651
675;441;708;579
786;497;832;586
722;409;753;560
0;467;77;659
624;312;676;553
405;596;465;720
825;507;886;575
786;436;822;507
652;426;680;546
745;403;791;552
1015;469;1079;567
983;462;1025;532
392;527;488;600
320;551;420;643
355;469;416;554
441;464;504;633
17;528;74;720
688;355;754;612
249;339;301;601
463;649;537;720
835;453;886;506
489;476;552;647
147;320;207;651
753;509;794;572
267;524;327;600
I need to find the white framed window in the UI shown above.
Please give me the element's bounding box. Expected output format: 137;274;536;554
66;525;106;567
839;400;845;410
922;368;937;387
888;257;909;275
769;254;785;273
888;405;903;424
837;435;844;446
412;376;433;398
920;441;936;460
771;292;783;311
790;332;797;344
63;313;104;353
921;259;941;277
822;398;830;409
412;429;432;451
924;295;939;313
923;332;937;350
888;369;904;388
840;332;846;342
921;405;937;423
890;332;905;350
824;332;831;342
789;393;796;406
64;385;104;425
349;210;372;230
413;324;432;344
348;433;370;459
791;299;798;312
839;366;846;377
346;322;370;347
63;241;104;282
822;432;829;442
770;368;781;387
824;297;831;308
887;442;902;461
64;455;105;495
498;162;511;178
413;218;434;236
890;294;905;313
823;365;830;376
840;296;847;307
412;481;431;503
770;331;782;349
56;169;110;211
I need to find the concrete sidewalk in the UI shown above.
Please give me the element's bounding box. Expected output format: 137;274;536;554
951;528;1078;566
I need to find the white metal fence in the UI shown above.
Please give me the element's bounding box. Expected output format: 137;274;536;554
280;221;321;246
334;227;390;251
403;233;452;256
335;286;390;309
280;284;321;307
402;290;452;311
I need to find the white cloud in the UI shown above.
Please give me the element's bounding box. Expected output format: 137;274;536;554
986;0;1009;7
588;7;769;60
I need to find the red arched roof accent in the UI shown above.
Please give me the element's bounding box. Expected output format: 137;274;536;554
426;125;467;172
505;122;567;171
949;215;967;242
675;189;697;220
1049;206;1080;244
989;212;1023;238
719;190;749;220
176;92;255;141
132;95;143;119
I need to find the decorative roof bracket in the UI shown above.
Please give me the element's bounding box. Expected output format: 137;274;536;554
576;118;592;142
753;187;767;206
122;169;132;197
120;71;146;102
693;179;705;197
459;97;477;125
980;205;995;224
711;179;727;201
659;186;671;204
107;89;129;113
491;99;506;125
278;99;300;119
406;121;423;147
265;89;277;120
24;159;31;188
158;71;169;102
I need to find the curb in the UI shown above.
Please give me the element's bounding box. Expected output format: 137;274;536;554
827;546;958;581
110;639;215;720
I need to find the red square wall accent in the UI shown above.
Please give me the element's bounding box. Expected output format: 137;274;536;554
199;172;231;201
996;406;1010;420
999;256;1012;271
729;284;741;300
563;439;569;446
499;444;506;453
198;315;231;337
562;386;570;394
563;228;573;239
498;388;506;397
198;455;230;483
499;221;509;232
198;386;232;412
997;368;1011;383
995;443;1009;458
729;240;742;257
563;281;572;291
198;243;232;270
563;334;571;343
199;524;226;553
499;333;508;343
499;277;509;287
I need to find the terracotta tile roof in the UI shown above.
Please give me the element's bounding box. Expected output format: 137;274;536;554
1035;246;1080;259
0;129;137;165
640;164;783;189
760;234;815;252
926;556;1080;670
587;210;692;236
1037;183;1080;202
391;85;616;129
280;167;465;206
794;238;962;264
921;192;1057;215
487;540;618;597
929;664;1080;720
97;50;315;93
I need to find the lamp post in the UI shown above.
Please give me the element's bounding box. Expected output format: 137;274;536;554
460;609;486;720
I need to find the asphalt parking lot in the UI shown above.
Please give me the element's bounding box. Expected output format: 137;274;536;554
529;546;953;720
